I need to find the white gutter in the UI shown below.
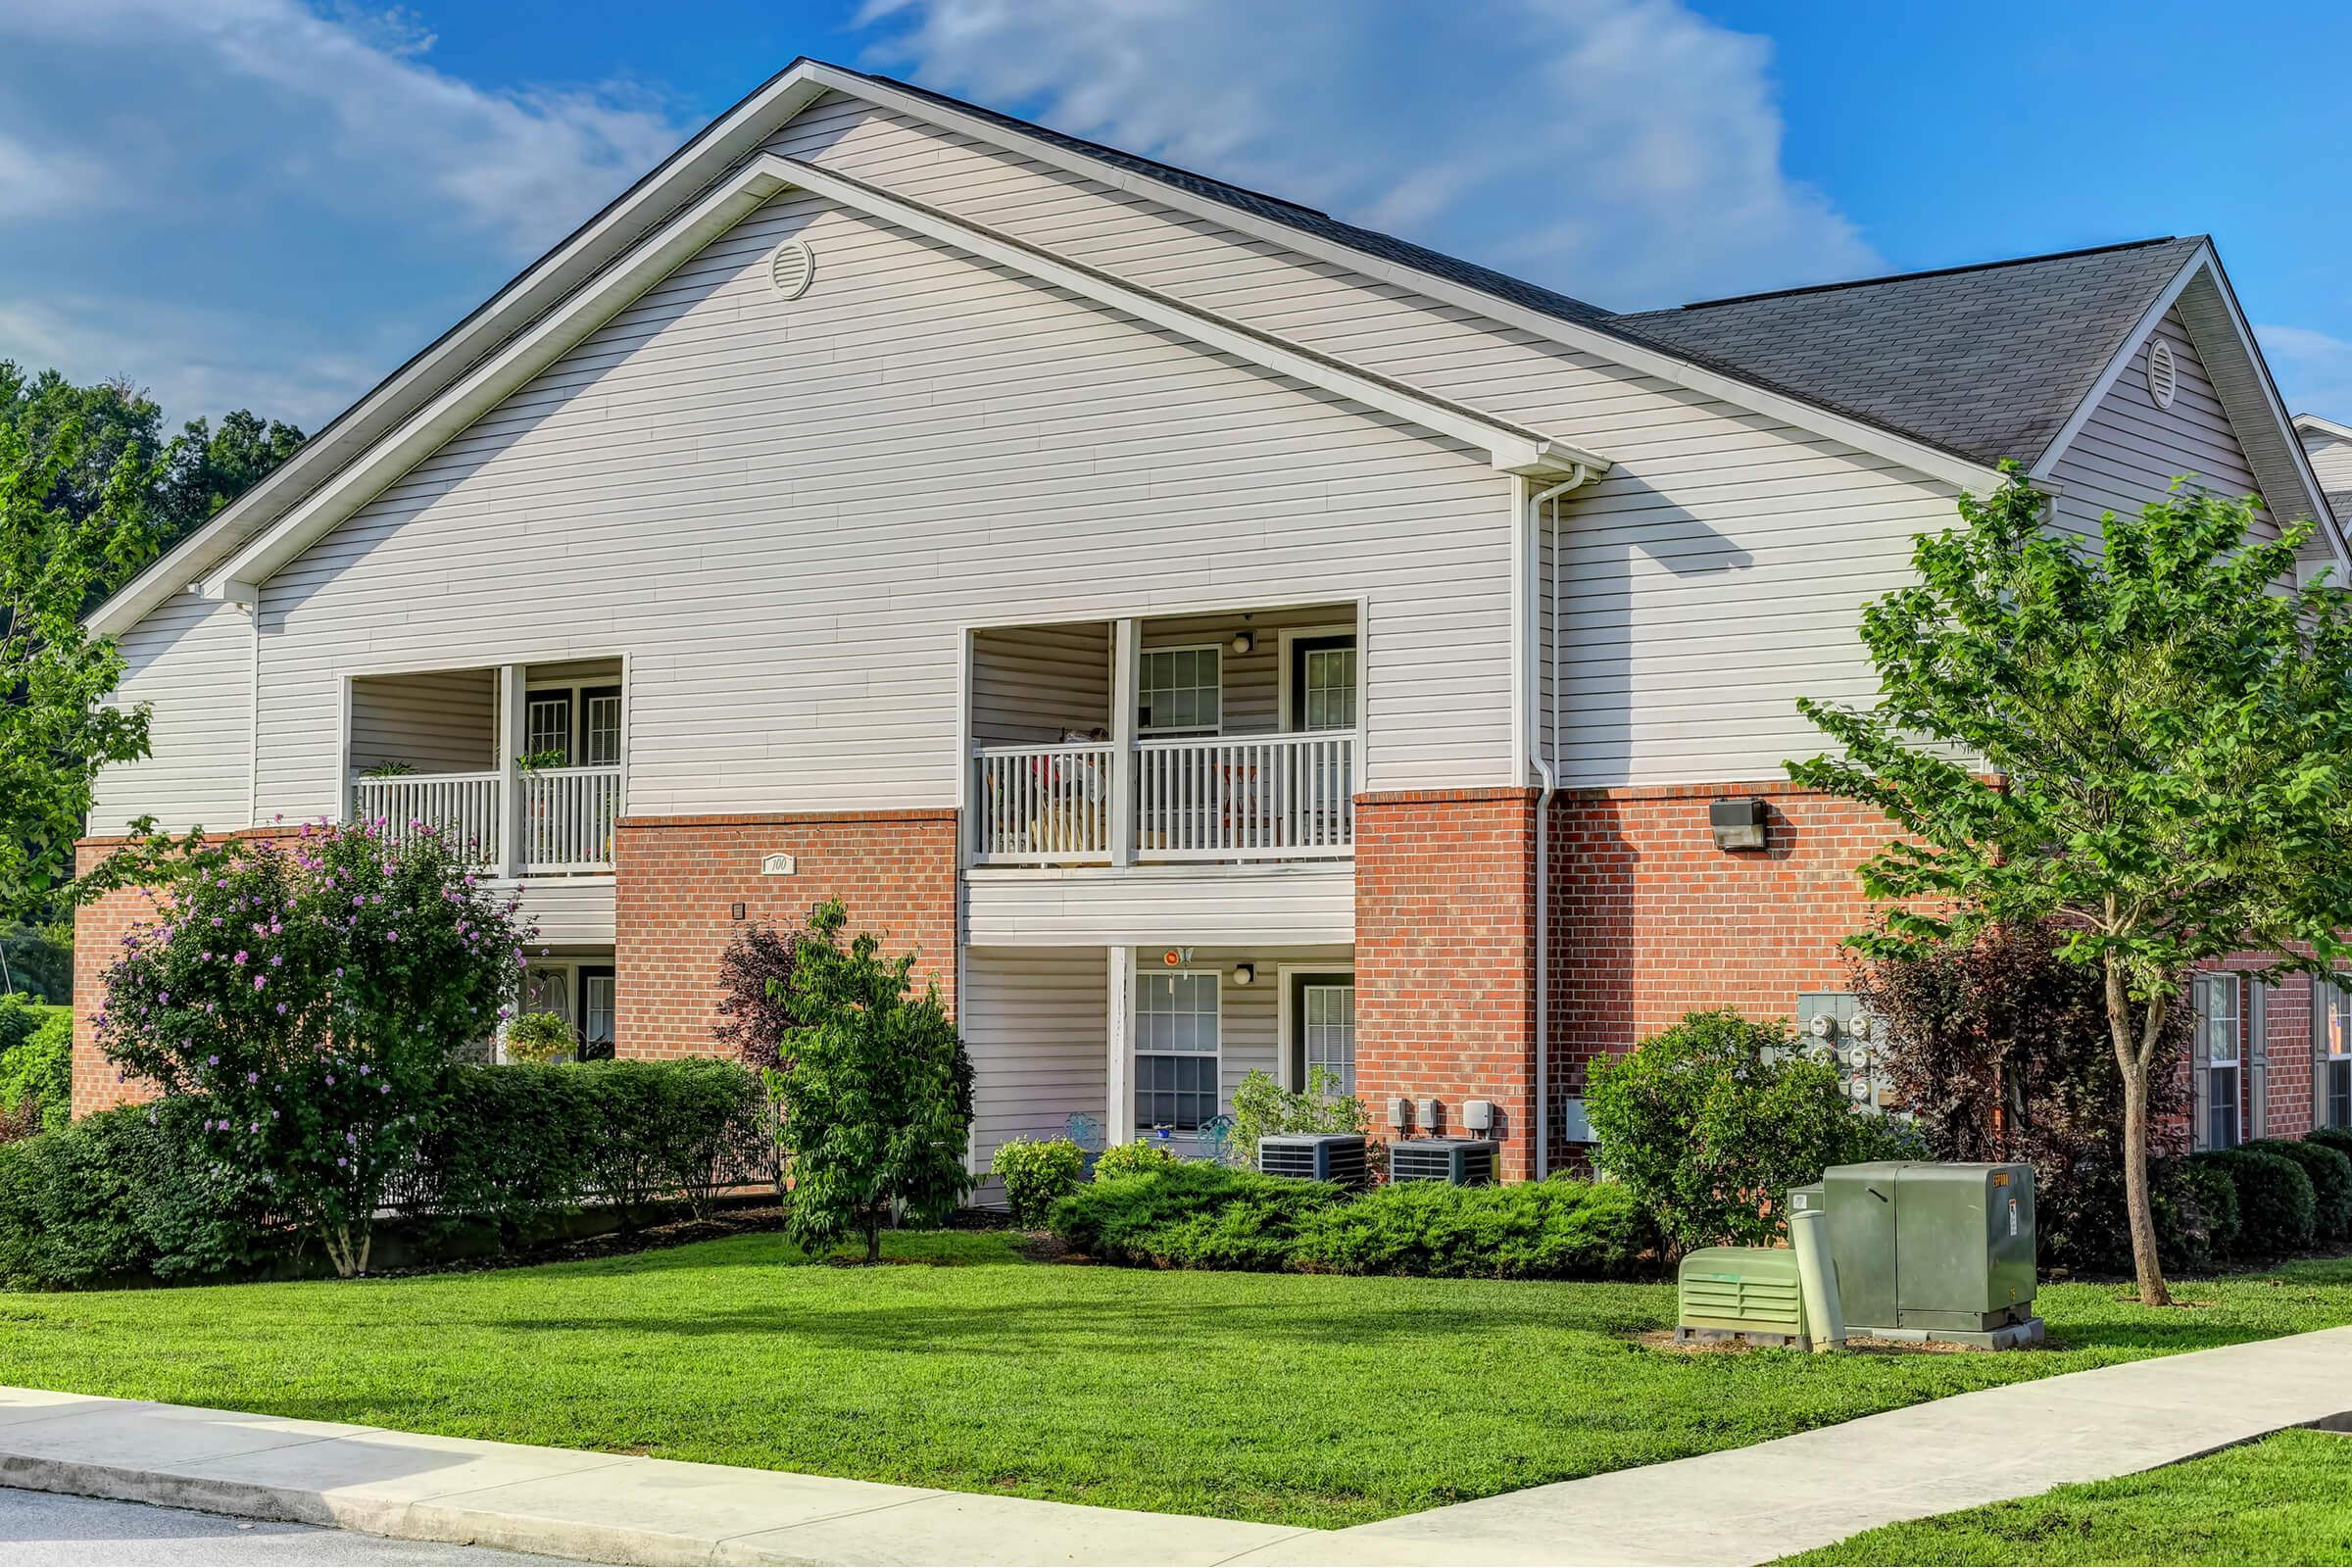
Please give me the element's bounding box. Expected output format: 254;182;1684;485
1527;464;1596;1179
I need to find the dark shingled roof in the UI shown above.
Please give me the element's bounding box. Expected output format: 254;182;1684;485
1611;238;2208;468
840;66;2208;471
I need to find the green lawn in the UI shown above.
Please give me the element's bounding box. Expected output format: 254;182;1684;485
0;1235;2348;1529
1782;1429;2352;1565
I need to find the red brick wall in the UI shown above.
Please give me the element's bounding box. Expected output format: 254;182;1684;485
612;810;959;1060
70;840;167;1117
1355;789;1540;1179
1546;781;1892;1169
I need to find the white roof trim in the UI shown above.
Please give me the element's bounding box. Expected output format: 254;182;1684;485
2030;245;2348;573
2294;412;2352;446
203;153;1608;603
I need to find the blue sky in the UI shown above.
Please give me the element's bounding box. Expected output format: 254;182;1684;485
5;0;2348;432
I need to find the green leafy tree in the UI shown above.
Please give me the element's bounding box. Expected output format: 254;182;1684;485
774;899;973;1262
1789;474;2352;1307
93;819;533;1276
159;409;305;528
1586;1008;1908;1254
1;365;165;919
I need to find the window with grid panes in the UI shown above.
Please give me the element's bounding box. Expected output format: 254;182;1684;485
1135;969;1219;1130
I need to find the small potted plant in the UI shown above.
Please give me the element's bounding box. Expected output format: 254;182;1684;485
503;1009;579;1065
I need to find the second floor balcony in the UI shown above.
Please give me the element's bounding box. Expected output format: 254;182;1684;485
345;660;623;877
967;604;1358;869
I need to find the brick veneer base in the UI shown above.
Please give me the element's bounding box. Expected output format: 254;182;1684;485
1354;789;1540;1179
612;810;959;1060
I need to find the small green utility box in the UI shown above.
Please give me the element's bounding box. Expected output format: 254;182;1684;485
1808;1161;2042;1348
1675;1247;1811;1348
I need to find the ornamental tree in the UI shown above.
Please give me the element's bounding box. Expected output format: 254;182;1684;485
1790;473;2352;1307
94;819;535;1275
772;899;973;1262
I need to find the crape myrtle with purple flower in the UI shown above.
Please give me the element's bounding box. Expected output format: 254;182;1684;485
94;817;535;1276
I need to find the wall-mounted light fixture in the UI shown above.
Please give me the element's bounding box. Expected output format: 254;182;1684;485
730;902;747;921
1708;797;1769;852
1229;629;1255;655
1230;962;1255;986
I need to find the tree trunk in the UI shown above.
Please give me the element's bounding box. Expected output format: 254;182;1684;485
864;1216;882;1265
2105;954;2173;1307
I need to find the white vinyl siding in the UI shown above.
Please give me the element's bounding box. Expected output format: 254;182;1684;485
2046;308;2272;543
348;668;497;775
229;183;1510;826
962;946;1110;1182
969;622;1110;747
765;92;1965;789
88;595;252;835
963;863;1354;947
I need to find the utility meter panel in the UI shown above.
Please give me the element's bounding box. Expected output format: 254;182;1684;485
1820;1161;2035;1337
1792;991;1893;1112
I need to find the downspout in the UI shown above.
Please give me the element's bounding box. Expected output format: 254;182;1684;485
1528;465;1593;1180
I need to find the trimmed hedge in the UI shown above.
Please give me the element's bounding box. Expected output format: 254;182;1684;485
2245;1139;2352;1243
1051;1162;1345;1270
1290;1179;1652;1280
1052;1164;1656;1280
2191;1148;2317;1258
0;1058;766;1289
2308;1125;2352;1164
0;1100;271;1290
2178;1154;2241;1264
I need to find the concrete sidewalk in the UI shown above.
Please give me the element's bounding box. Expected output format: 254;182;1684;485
1263;1325;2352;1567
0;1389;1324;1567
4;1326;2349;1567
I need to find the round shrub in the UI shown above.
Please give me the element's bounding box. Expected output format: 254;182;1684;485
2178;1154;2241;1264
1586;1007;1916;1254
991;1137;1086;1228
2245;1139;2352;1243
2307;1125;2352;1164
1050;1161;1343;1269
1290;1178;1655;1280
1091;1141;1178;1182
2192;1149;2316;1258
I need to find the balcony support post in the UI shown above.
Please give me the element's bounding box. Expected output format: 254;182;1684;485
498;662;526;878
1109;618;1138;867
1106;945;1134;1146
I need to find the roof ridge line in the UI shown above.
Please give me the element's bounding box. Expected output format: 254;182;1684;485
1653;236;2190;314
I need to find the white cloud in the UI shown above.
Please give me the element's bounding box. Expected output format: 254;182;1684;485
0;0;687;257
0;0;697;424
2259;323;2352;422
857;0;1879;309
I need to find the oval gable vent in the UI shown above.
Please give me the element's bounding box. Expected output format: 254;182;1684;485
2148;337;2178;411
768;239;814;301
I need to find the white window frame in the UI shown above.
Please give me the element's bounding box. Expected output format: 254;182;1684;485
506;955;617;1062
1276;622;1360;735
1132;966;1222;1132
524;675;625;767
2327;979;2352;1130
1137;644;1223;736
1276;960;1357;1093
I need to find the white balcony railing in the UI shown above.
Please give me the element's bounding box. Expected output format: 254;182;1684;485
521;764;623;872
971;742;1115;864
352;772;502;865
349;763;621;874
969;732;1355;866
1137;731;1354;860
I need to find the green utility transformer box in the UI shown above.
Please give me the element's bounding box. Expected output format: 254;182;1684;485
1795;1161;2042;1348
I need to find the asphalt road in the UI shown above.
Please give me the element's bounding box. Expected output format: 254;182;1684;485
0;1488;573;1566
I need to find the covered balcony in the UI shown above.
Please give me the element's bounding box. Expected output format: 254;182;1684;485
345;659;623;877
966;605;1357;869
